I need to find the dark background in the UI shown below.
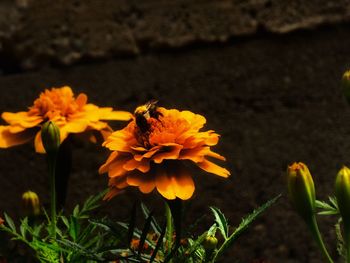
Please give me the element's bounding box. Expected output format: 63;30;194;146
1;1;350;262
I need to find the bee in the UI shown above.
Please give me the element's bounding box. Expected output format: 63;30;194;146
134;100;161;132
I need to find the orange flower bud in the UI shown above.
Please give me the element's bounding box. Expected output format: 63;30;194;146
22;191;41;216
41;121;60;154
0;216;4;226
287;162;316;220
342;70;350;104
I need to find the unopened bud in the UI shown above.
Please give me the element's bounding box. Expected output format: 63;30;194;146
41;121;60;154
22;191;40;216
0;216;4;226
335;166;350;222
342;70;350;104
287;162;316;220
202;235;218;250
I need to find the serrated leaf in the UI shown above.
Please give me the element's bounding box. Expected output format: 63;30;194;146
210;207;228;239
20;217;28;238
213;194;281;261
4;213;16;233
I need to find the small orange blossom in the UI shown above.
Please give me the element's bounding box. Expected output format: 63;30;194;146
99;105;230;200
0;86;132;153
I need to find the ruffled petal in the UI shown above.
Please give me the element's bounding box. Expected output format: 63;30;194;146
155;171;176;200
34;131;45;153
196;159;230;178
123;158;150;173
98;108;132;121
2;112;42;128
170;171;195;200
127;172;156;194
0;126;36;148
152;144;183;163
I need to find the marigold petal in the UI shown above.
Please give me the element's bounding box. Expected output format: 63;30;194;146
134;146;161;161
156;172;176;200
99;151;119;174
106;156;132;177
127;172;156;194
99;108;132;121
34;131;45;153
178;147;209;162
88;121;108;130
196;159;230;178
2;112;42;128
62;120;89;133
123;158;150;173
170;171;195;200
8;124;26;133
152;144;183;164
180;110;206;130
76;93;88;107
0;126;35;148
204;131;219;146
104;187;123;201
207;150;226;161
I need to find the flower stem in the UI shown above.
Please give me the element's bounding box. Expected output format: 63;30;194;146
165;202;173;257
307;215;333;263
48;154;57;239
343;224;350;263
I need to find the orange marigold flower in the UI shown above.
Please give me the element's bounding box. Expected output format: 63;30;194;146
130;238;149;251
0;86;132;153
99;104;230;200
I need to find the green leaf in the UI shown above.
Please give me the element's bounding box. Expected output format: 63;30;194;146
210;207;228;239
69;216;80;241
20;217;28;238
213;194;281;261
73;205;80;217
127;202;137;248
90;218;125;238
61;216;70;229
150;221;166;263
4;213;16;233
141;203;161;234
138;210;154;257
316;198;339;215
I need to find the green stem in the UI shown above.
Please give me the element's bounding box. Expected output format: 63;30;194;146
48;154;57;239
307;215;333;263
344;224;350;263
165;202;173;257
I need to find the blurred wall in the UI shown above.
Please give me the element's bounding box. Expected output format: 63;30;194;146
1;1;350;262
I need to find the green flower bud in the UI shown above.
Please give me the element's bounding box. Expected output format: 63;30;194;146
342;70;350;104
202;235;218;250
335;166;350;222
22;190;40;216
41;121;60;154
287;162;316;220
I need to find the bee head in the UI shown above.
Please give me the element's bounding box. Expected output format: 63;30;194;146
134;105;150;119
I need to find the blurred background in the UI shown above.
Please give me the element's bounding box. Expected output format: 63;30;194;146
1;0;350;262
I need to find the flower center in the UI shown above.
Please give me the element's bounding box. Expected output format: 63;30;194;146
134;114;188;148
28;87;86;120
